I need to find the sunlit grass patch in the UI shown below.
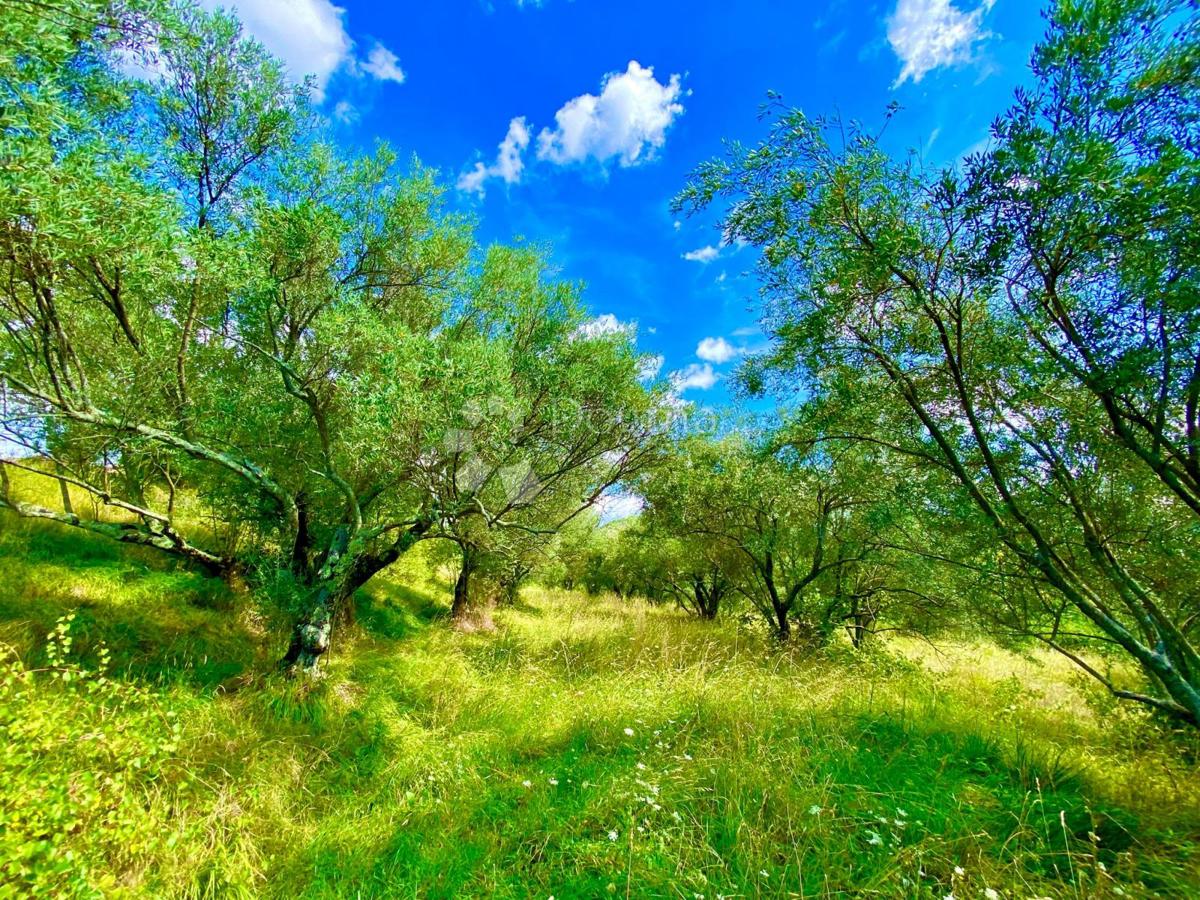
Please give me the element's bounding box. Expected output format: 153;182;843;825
2;511;1199;897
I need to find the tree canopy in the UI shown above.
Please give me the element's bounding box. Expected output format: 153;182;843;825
0;0;664;673
676;0;1200;724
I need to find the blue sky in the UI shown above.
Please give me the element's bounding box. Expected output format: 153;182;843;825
209;0;1046;405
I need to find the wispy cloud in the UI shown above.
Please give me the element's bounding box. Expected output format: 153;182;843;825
682;245;721;264
457;117;531;196
360;42;405;83
696;336;739;364
670;362;719;392
201;0;405;102
457;60;685;197
886;0;995;87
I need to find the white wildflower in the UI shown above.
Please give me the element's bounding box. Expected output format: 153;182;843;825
522;780;532;788
608;830;618;841
985;890;1000;900
548;777;559;786
624;727;635;736
808;805;822;815
866;831;883;846
954;866;965;876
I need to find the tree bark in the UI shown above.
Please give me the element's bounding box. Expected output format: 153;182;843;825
281;581;338;677
54;462;73;514
279;520;432;677
451;544;476;622
775;605;791;641
692;577;724;620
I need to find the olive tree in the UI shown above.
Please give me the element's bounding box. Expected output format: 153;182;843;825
0;1;660;674
640;436;886;643
678;0;1200;722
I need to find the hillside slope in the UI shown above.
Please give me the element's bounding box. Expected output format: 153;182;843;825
1;509;1199;898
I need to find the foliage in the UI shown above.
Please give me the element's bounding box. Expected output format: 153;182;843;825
0;614;194;898
636;434;940;644
676;0;1200;723
0;0;663;672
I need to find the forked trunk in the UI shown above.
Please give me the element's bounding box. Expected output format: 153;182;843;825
281;582;340;677
279;520;431;677
692;578;723;620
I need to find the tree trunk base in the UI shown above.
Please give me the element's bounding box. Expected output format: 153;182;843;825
280;617;331;678
451;600;496;633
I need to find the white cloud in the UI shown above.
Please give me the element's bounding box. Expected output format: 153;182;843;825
361;42;405;83
886;0;994;87
537;61;684;168
201;0;405;101
638;354;664;381
457;117;531;196
682;245;721;264
332;100;358;123
670;363;719;392
696;336;739;364
597;488;644;523
673;220;682;231
575;313;634;340
924;126;942;154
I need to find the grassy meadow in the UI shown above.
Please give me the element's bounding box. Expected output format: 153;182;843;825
0;470;1198;898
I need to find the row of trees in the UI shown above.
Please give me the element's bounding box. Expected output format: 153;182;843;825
667;0;1200;725
3;0;1198;732
549;435;953;648
0;0;664;673
539;0;1200;730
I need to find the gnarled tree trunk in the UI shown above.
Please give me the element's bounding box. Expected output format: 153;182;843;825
281;582;339;676
280;520;431;677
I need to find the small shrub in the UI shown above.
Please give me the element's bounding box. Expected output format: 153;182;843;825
0;614;194;898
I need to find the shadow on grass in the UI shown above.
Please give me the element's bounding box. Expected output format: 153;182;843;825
355;579;447;641
0;511;270;690
808;711;1151;886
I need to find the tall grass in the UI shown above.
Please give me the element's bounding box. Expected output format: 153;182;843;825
1;496;1199;897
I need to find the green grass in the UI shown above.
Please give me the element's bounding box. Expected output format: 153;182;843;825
2;503;1200;898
